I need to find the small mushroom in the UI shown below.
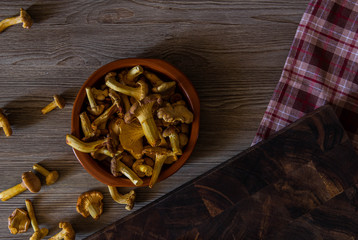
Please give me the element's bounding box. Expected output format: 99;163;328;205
126;65;144;82
111;155;143;186
163;126;182;157
0;8;33;33
157;101;193;124
80;112;97;141
49;222;75;240
65;134;109;153
91;97;121;131
0;171;41;201
142;147;173;188
32;164;59;185
86;87;105;116
106;72;148;102
0;108;12;136
25;199;48;240
121;151;134;168
108;186;136;210
132;159;153;177
126;95;163;147
41;95;65;114
76;191;104;220
8;208;30;234
143;70;176;93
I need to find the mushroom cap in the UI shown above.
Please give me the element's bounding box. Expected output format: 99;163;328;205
162;126;179;138
111;155;126;177
53;95;65;109
46;171;59;185
19;8;33;29
58;222;75;240
21;172;41;193
76;191;104;219
8;208;30;234
136;79;149;101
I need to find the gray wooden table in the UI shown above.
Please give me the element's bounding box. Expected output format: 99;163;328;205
0;0;308;239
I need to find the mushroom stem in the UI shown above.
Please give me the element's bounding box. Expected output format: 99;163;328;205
108;186;136;210
41;95;65;114
65;134;108;153
169;134;182;156
111;156;143;186
41;101;56;114
25;199;39;232
87;203;101;220
121;94;131;113
86;88;97;109
136;108;160;147
0;109;12;137
0;184;26;201
80;112;96;140
91;104;117;130
25;199;48;240
149;155;167;188
106;78;148;101
32;164;59;185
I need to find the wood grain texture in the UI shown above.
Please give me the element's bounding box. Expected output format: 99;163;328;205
0;0;308;239
86;106;358;240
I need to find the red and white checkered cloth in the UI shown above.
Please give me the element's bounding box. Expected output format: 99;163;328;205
253;0;358;151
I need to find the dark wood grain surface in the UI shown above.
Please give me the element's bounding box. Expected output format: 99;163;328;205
0;0;309;239
86;105;358;240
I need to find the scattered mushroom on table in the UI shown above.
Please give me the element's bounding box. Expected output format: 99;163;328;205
0;171;41;201
25;199;48;240
49;222;75;240
8;208;30;234
76;190;104;220
65;65;194;188
0;8;33;33
41;95;65;114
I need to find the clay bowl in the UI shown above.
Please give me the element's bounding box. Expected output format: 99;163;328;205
71;58;200;187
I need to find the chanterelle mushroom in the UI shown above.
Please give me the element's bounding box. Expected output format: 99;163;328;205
32;163;59;185
76;191;104;220
105;72;148;101
0;108;12;137
163;126;182;157
49;222;75;240
41;95;65;114
66;134;109;153
142;147;173;188
0;8;33;33
111;155;143;186
132;159;153;178
143;70;176;93
108;186;136;210
157;101;193;124
0;171;41;201
8;208;30;234
85;87;105;116
118;119;144;159
126;95;163;147
25;199;48;240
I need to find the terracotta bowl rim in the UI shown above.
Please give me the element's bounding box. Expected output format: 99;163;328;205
70;58;200;187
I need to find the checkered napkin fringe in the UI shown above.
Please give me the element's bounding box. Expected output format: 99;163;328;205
252;0;358;151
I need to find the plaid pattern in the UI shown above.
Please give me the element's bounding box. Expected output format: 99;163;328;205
252;0;358;151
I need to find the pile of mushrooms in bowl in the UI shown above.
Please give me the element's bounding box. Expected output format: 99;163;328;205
67;58;200;187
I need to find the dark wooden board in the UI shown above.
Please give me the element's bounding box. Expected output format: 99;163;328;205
86;105;358;239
